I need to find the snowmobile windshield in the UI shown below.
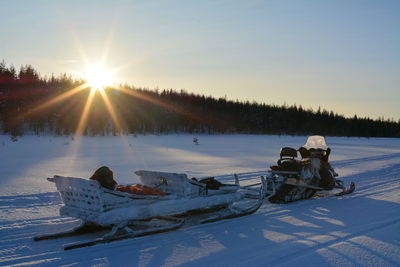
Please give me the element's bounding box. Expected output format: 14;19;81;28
302;135;329;150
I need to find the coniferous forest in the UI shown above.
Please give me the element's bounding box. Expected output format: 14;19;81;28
0;62;399;137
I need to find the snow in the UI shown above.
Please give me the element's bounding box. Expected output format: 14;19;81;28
0;134;399;266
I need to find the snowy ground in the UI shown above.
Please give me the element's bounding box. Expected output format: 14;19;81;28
0;134;399;267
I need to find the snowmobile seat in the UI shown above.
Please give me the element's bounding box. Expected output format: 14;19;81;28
280;147;298;159
278;159;303;172
277;147;302;172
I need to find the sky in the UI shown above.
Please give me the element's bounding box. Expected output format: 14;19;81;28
0;0;399;120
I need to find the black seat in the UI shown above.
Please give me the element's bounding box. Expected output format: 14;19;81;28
280;147;298;158
277;147;302;171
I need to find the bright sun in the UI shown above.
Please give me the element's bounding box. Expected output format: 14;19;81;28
84;64;114;91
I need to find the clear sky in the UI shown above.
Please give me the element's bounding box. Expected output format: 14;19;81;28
1;0;399;119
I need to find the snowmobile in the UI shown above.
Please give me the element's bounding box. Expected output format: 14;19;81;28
34;170;266;250
254;135;355;203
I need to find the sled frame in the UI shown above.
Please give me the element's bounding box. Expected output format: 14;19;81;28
35;173;267;250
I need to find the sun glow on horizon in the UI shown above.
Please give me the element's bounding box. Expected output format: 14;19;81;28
84;64;114;91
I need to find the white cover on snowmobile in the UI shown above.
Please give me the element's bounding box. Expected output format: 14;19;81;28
302;135;329;150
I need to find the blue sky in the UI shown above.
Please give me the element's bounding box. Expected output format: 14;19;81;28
1;0;399;119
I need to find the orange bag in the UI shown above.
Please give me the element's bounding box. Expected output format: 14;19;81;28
116;184;166;196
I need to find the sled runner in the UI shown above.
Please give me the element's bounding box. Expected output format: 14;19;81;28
34;170;266;250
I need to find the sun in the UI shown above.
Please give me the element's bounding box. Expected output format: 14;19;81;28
84;64;114;91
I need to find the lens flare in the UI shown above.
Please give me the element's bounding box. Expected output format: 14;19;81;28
84;64;114;91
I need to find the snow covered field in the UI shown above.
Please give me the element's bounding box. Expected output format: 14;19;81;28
0;134;399;267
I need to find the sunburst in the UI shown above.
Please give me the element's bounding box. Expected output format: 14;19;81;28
21;32;201;140
84;64;114;92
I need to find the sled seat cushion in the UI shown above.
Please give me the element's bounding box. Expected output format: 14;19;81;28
135;170;206;197
116;184;166;196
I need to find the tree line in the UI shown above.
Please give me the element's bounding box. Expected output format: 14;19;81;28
0;61;399;137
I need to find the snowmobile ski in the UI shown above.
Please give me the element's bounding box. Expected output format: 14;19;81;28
335;181;355;196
